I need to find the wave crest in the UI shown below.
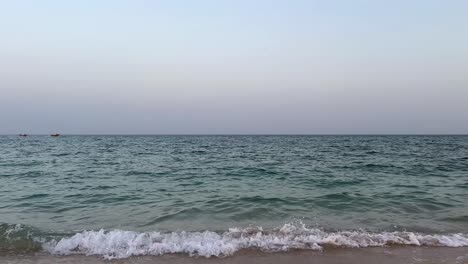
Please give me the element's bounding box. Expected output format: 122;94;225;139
43;224;468;259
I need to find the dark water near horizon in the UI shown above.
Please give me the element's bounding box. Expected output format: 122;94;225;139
1;135;467;258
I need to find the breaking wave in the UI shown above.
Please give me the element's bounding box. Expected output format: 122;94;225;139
44;224;468;259
3;222;468;259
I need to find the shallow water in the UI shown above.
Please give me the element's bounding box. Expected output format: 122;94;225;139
0;135;467;257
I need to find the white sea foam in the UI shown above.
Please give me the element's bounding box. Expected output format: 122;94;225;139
43;224;468;259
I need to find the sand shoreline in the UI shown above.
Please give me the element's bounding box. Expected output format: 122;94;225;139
1;247;467;264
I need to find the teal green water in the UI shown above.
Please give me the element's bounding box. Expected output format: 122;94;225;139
0;136;467;256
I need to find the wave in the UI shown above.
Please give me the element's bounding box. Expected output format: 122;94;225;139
2;223;468;259
0;223;42;251
45;224;468;259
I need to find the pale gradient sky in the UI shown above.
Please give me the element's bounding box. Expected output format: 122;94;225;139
1;0;467;134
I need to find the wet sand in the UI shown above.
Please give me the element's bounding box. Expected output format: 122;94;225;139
1;247;468;264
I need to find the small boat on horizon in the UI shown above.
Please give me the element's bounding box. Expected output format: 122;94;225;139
51;134;60;137
19;134;28;137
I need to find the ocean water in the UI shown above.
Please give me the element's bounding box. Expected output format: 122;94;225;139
0;135;467;259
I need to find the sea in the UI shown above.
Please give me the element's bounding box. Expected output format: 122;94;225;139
0;135;467;260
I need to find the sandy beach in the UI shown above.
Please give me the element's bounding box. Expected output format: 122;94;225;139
2;247;468;264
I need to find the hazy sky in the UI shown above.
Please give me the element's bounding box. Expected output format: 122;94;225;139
1;0;467;134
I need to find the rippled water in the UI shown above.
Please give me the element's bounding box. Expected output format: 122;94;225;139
1;135;467;257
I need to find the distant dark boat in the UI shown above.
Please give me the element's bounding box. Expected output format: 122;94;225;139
19;134;28;137
51;134;60;137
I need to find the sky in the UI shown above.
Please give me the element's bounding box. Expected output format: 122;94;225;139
1;0;467;134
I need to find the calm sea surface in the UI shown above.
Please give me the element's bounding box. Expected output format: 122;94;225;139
1;135;467;258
